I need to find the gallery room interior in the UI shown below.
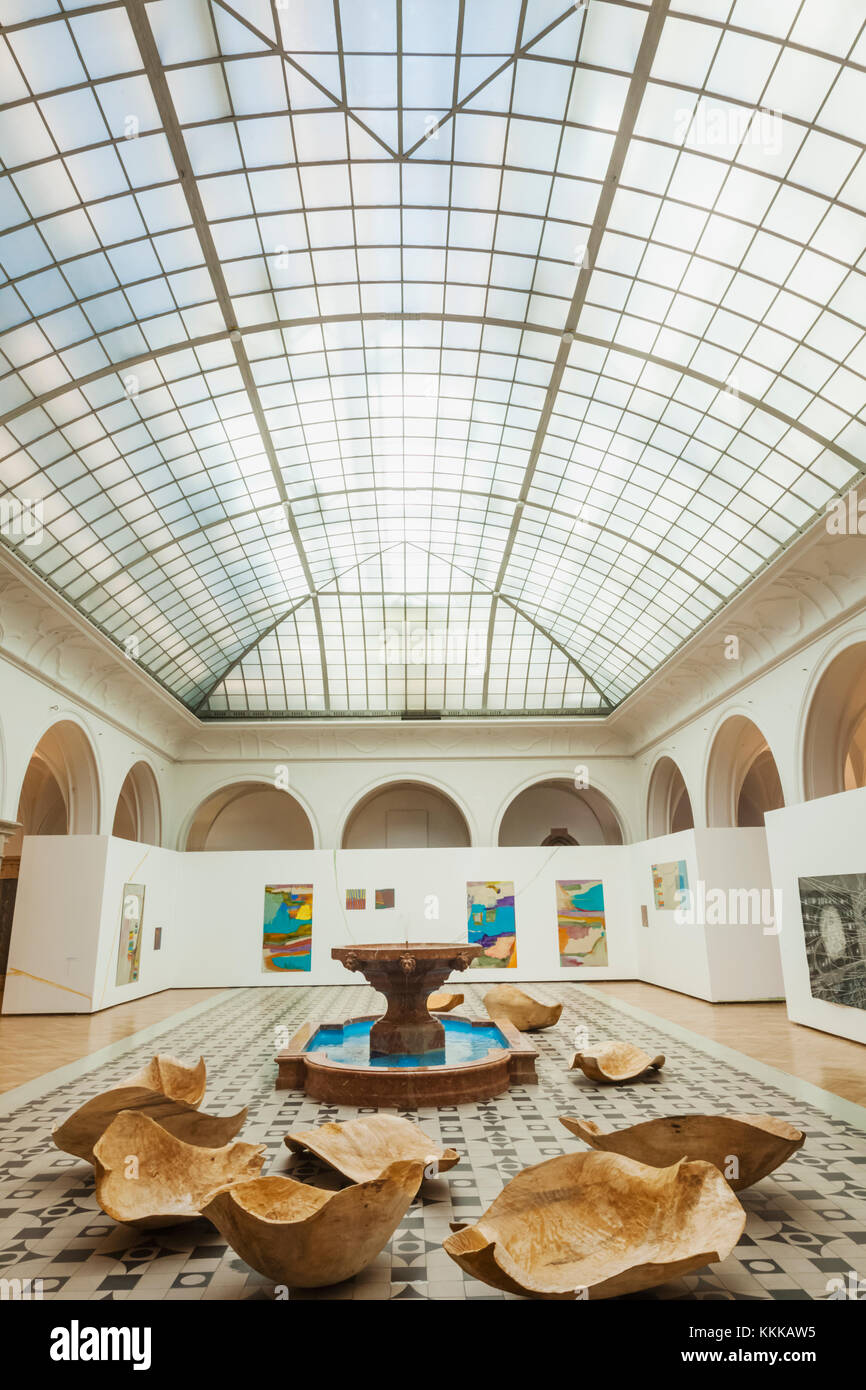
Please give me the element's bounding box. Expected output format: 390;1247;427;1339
1;0;866;1336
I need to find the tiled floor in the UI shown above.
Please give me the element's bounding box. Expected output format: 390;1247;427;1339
1;981;865;1301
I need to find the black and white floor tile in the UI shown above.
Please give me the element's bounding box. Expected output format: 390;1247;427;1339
1;983;865;1301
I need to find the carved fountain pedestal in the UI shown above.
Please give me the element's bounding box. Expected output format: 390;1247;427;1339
274;942;538;1104
331;943;477;1058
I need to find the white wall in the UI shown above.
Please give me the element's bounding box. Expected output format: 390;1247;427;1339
631;830;711;999
4;828;789;1013
2;834;179;1014
766;788;866;1046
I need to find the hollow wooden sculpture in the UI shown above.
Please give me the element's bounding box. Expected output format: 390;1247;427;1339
483;984;563;1032
570;1041;665;1083
427;991;464;1013
443;1150;745;1299
285;1114;459;1183
92;1111;266;1229
201;1160;423;1287
560;1113;805;1191
52;1053;245;1163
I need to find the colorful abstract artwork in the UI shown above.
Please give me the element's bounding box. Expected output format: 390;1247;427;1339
652;860;689;910
799;873;866;1012
375;888;395;909
115;884;145;986
262;885;313;973
346;889;366;911
467;881;516;969
556;880;607;966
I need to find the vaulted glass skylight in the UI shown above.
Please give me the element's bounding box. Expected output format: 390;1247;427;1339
0;0;864;716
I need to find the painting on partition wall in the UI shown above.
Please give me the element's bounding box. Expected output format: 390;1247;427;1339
115;883;145;986
262;885;313;973
556;880;608;966
798;873;866;1013
467;882;517;969
346;889;366;911
375;888;395;909
652;859;689;910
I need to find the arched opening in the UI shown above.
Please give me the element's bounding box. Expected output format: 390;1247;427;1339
706;716;784;827
185;782;315;851
8;720;101;853
112;762;162;846
803;643;866;799
497;779;624;846
646;757;694;838
341;781;471;849
1;720;101;978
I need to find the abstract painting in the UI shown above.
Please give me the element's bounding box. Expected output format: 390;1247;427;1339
798;873;866;1012
467;882;516;968
375;888;395;909
346;889;366;911
262;885;313;973
652;860;689;910
556;880;607;966
115;883;145;986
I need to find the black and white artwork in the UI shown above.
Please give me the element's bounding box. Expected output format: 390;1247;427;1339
798;873;866;1012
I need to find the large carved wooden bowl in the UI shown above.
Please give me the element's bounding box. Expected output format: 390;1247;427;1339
92;1111;266;1228
427;991;464;1013
570;1041;665;1083
483;984;563;1032
201;1160;423;1287
124;1054;207;1106
561;1114;805;1191
443;1151;745;1299
52;1053;245;1163
285;1114;459;1184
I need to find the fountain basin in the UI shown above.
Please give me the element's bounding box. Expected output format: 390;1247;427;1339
275;1013;537;1106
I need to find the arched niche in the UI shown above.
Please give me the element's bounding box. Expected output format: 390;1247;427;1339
6;719;101;856
497;778;624;847
646;756;694;838
803;642;866;799
112;762;162;846
185;782;315;851
705;715;784;827
341;780;471;849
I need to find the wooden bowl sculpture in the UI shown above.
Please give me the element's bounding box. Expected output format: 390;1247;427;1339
443;1151;745;1299
285;1114;459;1184
92;1111;266;1229
201;1160;423;1287
560;1114;805;1191
483;984;563;1032
570;1041;665;1083
52;1053;246;1163
427;991;464;1013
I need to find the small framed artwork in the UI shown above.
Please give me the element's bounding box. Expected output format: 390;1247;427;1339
115;884;145;986
375;888;395;909
640;905;648;929
153;927;162;951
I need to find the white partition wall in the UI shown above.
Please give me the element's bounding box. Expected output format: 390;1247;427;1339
3;828;788;1014
766;789;866;1046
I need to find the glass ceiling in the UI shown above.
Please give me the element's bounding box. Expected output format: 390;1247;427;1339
0;0;864;717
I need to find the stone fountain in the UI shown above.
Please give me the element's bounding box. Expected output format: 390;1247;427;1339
275;942;537;1105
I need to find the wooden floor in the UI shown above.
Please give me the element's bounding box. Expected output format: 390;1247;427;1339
1;980;864;1107
0;987;223;1092
593;981;866;1107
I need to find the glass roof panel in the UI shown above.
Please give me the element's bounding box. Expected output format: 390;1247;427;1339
0;0;864;716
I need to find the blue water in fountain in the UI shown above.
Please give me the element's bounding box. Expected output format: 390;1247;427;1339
306;1016;508;1068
